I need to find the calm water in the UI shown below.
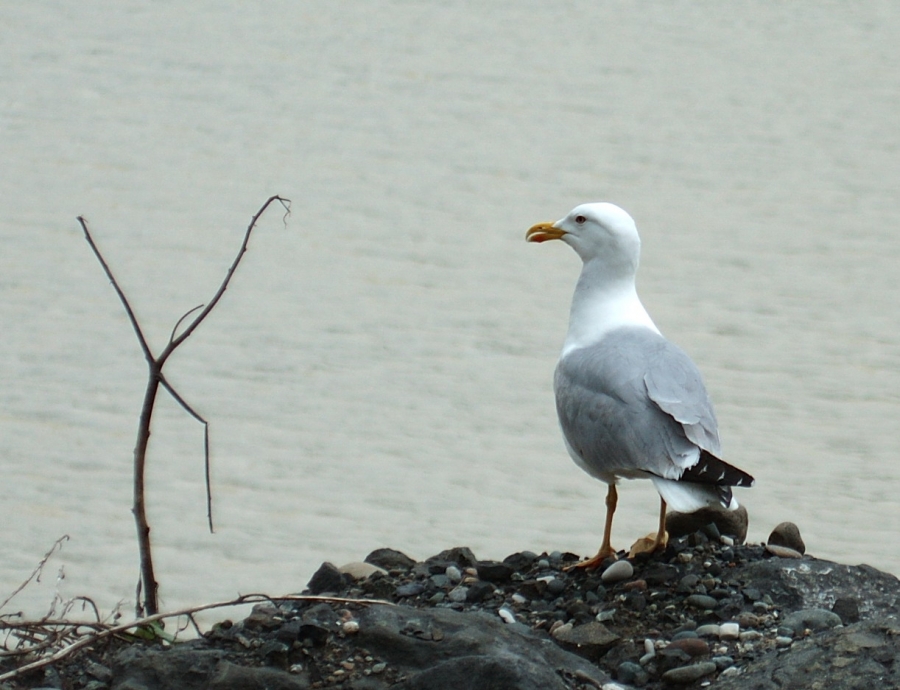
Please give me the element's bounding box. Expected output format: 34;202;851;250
2;2;899;619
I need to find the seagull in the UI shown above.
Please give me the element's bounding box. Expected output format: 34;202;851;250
526;202;754;568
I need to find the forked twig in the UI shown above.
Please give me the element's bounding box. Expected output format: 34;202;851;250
0;536;69;614
77;196;291;616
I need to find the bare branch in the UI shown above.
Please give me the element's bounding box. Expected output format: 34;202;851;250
158;374;214;532
163;195;291;360
78;218;155;365
0;536;69;613
169;304;204;345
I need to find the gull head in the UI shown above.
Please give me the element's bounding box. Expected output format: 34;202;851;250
526;202;641;273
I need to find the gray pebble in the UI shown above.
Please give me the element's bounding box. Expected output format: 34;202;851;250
781;608;842;635
395;582;425;597
601;559;634;583
548;550;563;562
776;636;793;648
536;559;550;569
371;662;387;674
445;565;462;583
685;594;719;610
739;630;762;642
430;574;450;588
672;630;699;641
596;608;616;622
448;585;468;603
712;655;734;670
766;543;803;559
617;661;649;686
661;661;717;684
547;577;567;595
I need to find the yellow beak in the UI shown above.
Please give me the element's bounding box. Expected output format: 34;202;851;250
526;222;567;243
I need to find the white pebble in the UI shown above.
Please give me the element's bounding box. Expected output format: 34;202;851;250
720;666;742;678
719;622;740;640
776;636;793;647
677;552;693;563
720;535;735;546
602;683;629;690
445;565;462;583
511;593;528;604
601;559;634;583
696;624;721;637
639;652;655;666
498;608;516;624
739;630;762;642
644;638;656;656
342;620;359;634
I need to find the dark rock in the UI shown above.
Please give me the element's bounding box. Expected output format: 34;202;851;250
666;504;749;542
768;521;806;554
357;604;608;689
476;560;514;582
502;551;538;571
426;546;478;568
306;561;343;594
546;577;567;595
833;597;861;624
715;616;900;689
551;621;620;661
466;580;495;603
656;646;692;673
365;547;417;571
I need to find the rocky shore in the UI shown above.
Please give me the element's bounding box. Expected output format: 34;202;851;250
4;525;900;690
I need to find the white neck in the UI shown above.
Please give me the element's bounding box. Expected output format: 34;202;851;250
561;259;659;357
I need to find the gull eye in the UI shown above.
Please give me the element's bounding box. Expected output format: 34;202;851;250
575;215;586;224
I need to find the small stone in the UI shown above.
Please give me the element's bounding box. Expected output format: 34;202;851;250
677;574;700;593
547;577;567;595
644;638;656;656
639;652;655;666
342;620;359;634
498;607;516;624
86;662;113;683
536;559;550;569
667;637;710;657
776;636;793;648
394;582;425;598
428;546;478;567
616;661;648;686
672;630;699;641
445;565;462;583
596;609;616;622
364;548;416;571
661;661;717;684
685;594;719;610
601;559;634;583
511;592;528;604
739;630;761;642
339;561;387;580
696;624;721;637
476;560;514;582
371;662;387;674
503;551;538;571
766;543;803;559
553;621;620;656
720;666;742;678
466;580;495;603
623;579;647;592
781;608;843;635
677;552;693;564
307;562;344;594
448;585;468;603
832;597;860;624
767;521;806;554
712;655;734;670
719;622;740;640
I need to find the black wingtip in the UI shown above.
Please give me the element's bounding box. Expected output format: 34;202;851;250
680;450;755;488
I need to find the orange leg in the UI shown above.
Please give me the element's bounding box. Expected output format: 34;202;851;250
566;484;619;570
629;497;669;557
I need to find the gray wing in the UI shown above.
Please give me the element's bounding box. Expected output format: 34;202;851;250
554;326;719;481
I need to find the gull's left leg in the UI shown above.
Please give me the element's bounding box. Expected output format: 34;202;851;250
628;497;669;557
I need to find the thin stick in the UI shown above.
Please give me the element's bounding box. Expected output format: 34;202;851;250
0;592;392;682
0;536;69;614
